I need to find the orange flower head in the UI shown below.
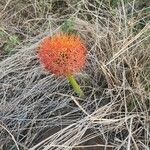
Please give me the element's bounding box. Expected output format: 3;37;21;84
38;34;87;76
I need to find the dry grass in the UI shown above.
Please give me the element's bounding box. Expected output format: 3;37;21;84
0;0;150;150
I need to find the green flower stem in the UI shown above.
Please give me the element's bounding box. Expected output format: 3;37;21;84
67;74;84;97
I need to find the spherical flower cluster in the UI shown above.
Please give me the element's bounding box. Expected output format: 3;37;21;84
38;34;87;76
